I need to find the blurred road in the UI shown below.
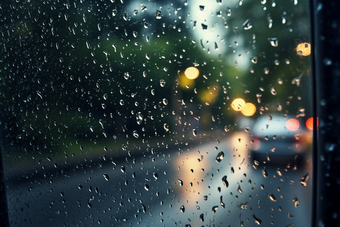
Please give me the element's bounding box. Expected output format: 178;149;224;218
5;132;312;227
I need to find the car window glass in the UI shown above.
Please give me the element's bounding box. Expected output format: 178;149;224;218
1;0;312;226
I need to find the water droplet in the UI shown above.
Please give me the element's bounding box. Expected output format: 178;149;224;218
160;79;166;87
262;168;268;178
153;172;158;180
178;179;183;186
123;72;130;80
253;215;262;225
119;99;124;106
136;112;143;125
132;130;139;138
276;168;283;176
192;129;197;137
201;23;208;30
217;0;222;4
121;166;126;173
144;184;150;191
180;205;185;213
268;193;276;202
277;78;283;84
231;167;235;174
268;38;278;47
293;196;299;208
222;175;229;188
264;67;269;74
163;123;169;132
299;173;309;186
216;152;224;163
212;206;218;213
224;125;230;132
270;87;277;95
227;7;231;16
243;19;252;30
237;185;243;194
288;213;294;219
199;5;205;11
267;13;273;28
162;98;168;105
155;10;162;19
103;173;109;181
240;202;248;209
199;213;204;222
250;56;257;64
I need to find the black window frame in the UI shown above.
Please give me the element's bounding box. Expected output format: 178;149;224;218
0;0;339;226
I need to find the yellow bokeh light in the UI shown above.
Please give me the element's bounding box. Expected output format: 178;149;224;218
231;98;245;111
241;103;256;116
179;74;195;89
184;67;199;79
199;86;220;105
296;42;311;56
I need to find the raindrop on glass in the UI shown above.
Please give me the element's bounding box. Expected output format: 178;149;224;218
276;168;283;176
250;56;257;64
199;213;204;222
243;19;252;30
192;129;197;137
268;38;278;47
253;215;262;225
155;10;162;19
299;173;309;186
160;79;166;87
216;151;224;163
262;168;268;178
212;206;218;213
270;87;277;95
136;112;143;125
103;173;109;181
180;205;185;213
268;193;276;202
222;175;229;188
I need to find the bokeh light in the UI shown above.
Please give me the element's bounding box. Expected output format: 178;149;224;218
179;74;195;89
241;103;256;116
184;67;200;79
296;42;311;56
231;98;245;111
306;117;318;130
286;118;300;131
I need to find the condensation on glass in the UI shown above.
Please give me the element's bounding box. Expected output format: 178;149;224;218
0;0;312;226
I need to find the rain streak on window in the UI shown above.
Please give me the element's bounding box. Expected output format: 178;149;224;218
0;0;312;226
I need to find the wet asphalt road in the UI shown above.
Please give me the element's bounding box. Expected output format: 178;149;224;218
5;133;312;227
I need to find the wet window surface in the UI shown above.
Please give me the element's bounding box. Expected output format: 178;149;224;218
1;0;312;226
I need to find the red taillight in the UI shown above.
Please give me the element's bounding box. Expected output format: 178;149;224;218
286;119;299;131
306;117;318;130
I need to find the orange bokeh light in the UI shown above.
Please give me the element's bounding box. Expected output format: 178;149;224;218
306;117;318;130
296;42;311;56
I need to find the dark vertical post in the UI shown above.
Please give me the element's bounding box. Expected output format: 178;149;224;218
0;128;9;226
311;0;340;226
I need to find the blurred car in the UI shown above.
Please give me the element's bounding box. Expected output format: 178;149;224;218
249;114;310;168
